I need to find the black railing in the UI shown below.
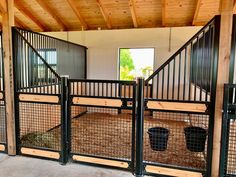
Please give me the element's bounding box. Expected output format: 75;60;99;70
69;79;135;100
16;27;87;80
145;16;219;102
13;28;61;94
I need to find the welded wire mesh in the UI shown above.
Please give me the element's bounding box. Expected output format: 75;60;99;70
143;111;209;171
225;119;236;176
0;101;6;144
70;105;133;161
19;102;61;151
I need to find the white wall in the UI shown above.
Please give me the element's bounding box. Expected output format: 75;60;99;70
44;26;202;80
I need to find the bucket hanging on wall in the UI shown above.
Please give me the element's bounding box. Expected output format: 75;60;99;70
147;127;169;151
184;126;207;152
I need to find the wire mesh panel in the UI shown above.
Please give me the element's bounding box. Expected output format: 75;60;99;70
220;84;236;176
69;79;136;168
70;106;132;160
143;111;209;172
19;102;61;151
0;101;6;145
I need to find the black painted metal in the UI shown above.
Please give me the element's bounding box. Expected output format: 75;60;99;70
143;16;220;177
135;78;145;177
145;16;219;103
219;84;236;177
60;77;69;164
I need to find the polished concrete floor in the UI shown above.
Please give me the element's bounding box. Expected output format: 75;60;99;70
0;154;134;177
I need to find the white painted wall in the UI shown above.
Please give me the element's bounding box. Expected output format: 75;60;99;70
44;27;202;80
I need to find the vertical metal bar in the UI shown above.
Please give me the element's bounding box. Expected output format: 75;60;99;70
167;63;170;99
135;77;144;177
172;58;175;100
162;69;164;99
60;76;69;164
183;47;187;100
178;53;181;100
130;81;136;173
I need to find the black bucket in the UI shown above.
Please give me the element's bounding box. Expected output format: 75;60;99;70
184;126;207;152
148;127;169;151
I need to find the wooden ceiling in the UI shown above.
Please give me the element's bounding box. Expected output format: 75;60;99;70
0;0;224;32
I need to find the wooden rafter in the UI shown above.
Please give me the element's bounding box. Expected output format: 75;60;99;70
96;0;112;29
66;0;88;30
129;0;138;28
15;1;47;31
15;16;30;29
35;0;67;31
192;0;202;25
161;0;166;26
233;0;236;12
0;0;6;14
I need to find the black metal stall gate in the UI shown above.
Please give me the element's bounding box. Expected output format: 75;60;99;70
12;15;221;177
12;27;87;162
0;32;7;153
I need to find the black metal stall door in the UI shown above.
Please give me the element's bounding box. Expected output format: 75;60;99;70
220;84;236;177
13;27;63;161
68;79;136;172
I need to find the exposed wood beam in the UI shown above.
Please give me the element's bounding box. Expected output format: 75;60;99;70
96;0;112;29
129;0;138;28
15;1;47;31
0;0;6;13
15;16;30;29
161;0;166;26
211;0;234;177
192;0;202;25
233;0;236;12
35;0;67;31
66;0;88;30
2;0;16;155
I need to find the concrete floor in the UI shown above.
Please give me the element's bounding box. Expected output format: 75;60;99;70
0;154;134;177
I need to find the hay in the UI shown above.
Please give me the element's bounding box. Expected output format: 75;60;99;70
21;131;59;149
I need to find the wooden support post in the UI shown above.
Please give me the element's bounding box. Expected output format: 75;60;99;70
211;1;234;176
2;0;15;155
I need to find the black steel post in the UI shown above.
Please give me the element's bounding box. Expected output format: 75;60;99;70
219;84;230;177
135;77;145;177
60;76;69;164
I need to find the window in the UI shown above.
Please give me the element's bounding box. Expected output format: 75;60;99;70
119;48;154;81
32;49;57;83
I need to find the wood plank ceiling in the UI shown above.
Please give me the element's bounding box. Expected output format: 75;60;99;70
0;0;224;32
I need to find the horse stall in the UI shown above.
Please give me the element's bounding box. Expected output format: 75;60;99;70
11;15;220;177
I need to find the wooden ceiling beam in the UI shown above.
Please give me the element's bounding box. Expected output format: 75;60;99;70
233;0;236;12
15;1;47;31
66;0;88;30
96;0;112;29
192;0;202;25
14;16;30;29
129;0;138;28
35;0;67;31
0;0;7;14
161;0;166;26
